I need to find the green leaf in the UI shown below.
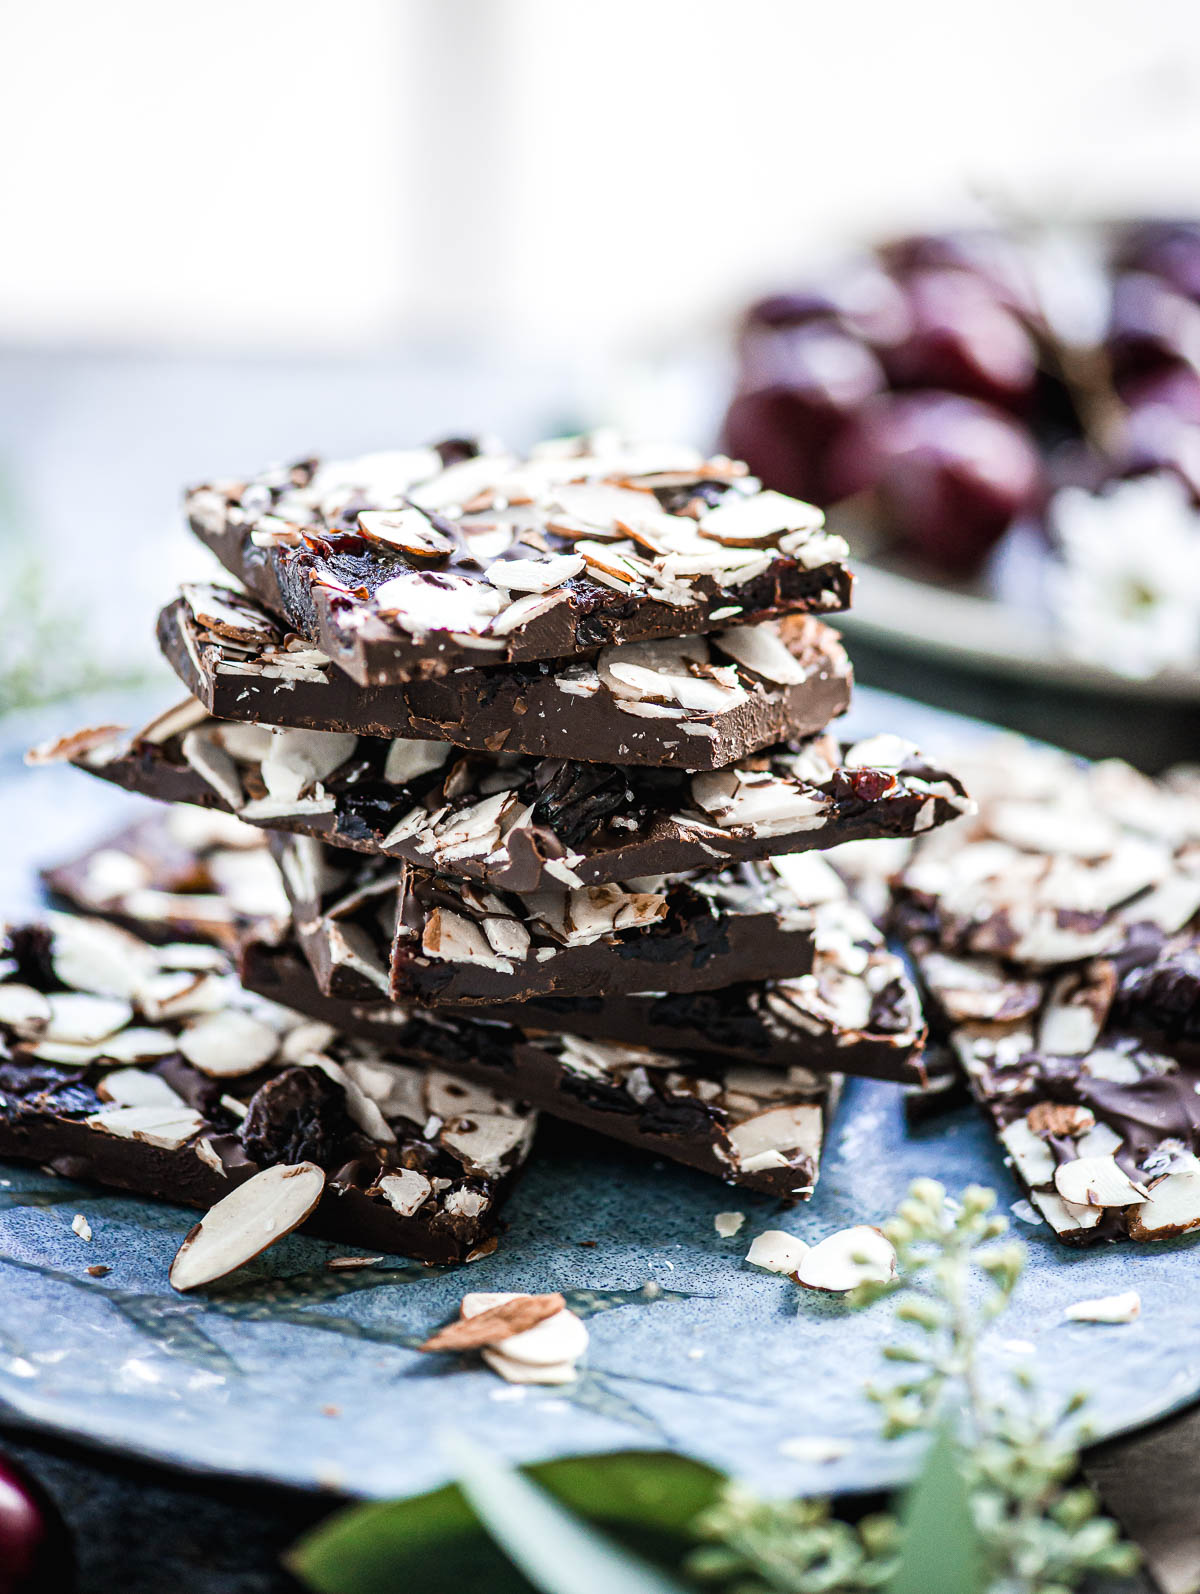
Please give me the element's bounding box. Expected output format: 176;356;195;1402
447;1434;693;1594
287;1448;721;1594
884;1427;988;1594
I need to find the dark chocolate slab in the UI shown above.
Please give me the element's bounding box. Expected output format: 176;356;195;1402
243;940;839;1200
185;436;852;685
63;705;971;893
275;837;831;1007
0;917;536;1263
158;586;853;770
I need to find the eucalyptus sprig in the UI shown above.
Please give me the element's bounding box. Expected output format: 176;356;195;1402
691;1179;1138;1594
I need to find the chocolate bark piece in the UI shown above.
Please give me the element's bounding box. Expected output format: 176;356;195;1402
40;806;290;952
158;586;853;770
0;917;535;1263
43;811;928;1079
65;704;971;893
891;738;1200;970
185;436;852;686
275;836;832;1006
242;940;839;1200
892;738;1200;1244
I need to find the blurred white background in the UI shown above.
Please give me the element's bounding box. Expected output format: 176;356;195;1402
3;0;1200;700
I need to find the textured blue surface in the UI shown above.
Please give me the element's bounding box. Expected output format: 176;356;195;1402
0;688;1197;1501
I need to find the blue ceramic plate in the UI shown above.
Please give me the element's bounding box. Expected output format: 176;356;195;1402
0;688;1196;1502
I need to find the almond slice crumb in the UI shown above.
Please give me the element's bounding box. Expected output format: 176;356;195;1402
72;1213;93;1242
714;1211;745;1238
1064;1290;1141;1324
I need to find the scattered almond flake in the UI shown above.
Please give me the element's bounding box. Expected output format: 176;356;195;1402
745;1229;810;1274
714;1211;746;1238
325;1254;385;1272
1064;1290;1141;1324
169;1162;327;1292
71;1214;93;1242
26;724;128;766
777;1436;850;1464
458;1291;589;1384
1010;1199;1043;1226
420;1293;567;1352
86;1265;111;1278
796;1226;897;1293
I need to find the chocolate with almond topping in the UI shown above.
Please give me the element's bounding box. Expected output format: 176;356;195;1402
64;701;971;893
156;585;854;771
241;939;840;1200
0;916;536;1263
185;434;852;686
274;836;827;1007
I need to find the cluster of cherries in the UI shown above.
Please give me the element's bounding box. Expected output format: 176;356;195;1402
723;221;1200;577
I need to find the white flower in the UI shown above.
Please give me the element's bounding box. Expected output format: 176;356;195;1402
1047;473;1200;678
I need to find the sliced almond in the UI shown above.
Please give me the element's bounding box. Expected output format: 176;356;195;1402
843;735;918;772
376;1168;433;1217
712;625;808;685
698;488;822;545
44;993;133;1046
358;508;456;557
1054;1155;1148;1209
49;914;156;999
260;728;357;804
180;728;244;810
179;1009;281;1078
1064;1290;1141;1323
1128;1170;1200;1240
796;1226;897;1293
485;554;584;593
97;1068;183;1109
383;739;451;784
0;984;52;1035
461;1291;588;1368
420;1293;566;1352
480;1348;579;1385
745;1230;810;1275
181;583;279;643
169;1162;326;1292
441;1113;532;1177
26;724;127;766
86;1103;206;1150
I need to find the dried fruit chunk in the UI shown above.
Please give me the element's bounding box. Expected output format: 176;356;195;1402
169;1161;326;1292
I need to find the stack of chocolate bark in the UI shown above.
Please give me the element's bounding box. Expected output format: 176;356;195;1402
26;435;972;1264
